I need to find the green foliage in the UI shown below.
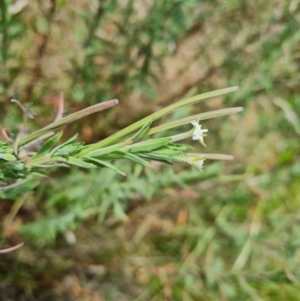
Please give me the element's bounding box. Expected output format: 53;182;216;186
0;0;202;104
1;0;300;300
0;87;240;199
21;162;221;244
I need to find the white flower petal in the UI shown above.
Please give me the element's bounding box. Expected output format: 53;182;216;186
190;121;208;146
196;160;204;167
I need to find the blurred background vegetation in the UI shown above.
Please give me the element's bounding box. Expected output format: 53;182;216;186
1;0;300;300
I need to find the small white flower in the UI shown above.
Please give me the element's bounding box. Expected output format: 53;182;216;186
185;155;205;170
195;159;204;169
191;121;208;146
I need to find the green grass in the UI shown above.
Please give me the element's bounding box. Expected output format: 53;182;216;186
1;0;300;300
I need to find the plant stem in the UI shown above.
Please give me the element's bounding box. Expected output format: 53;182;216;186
19;99;119;147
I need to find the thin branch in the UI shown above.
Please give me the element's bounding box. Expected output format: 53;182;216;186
19;98;119;146
11;99;28;153
71;0;107;87
0;179;28;191
83;1;106;48
23;0;57;100
0;243;24;254
1;128;13;143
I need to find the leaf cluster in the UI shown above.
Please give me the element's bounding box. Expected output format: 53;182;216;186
0;87;242;199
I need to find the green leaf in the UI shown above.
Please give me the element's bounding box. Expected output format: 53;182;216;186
138;147;189;163
168;143;194;152
0;142;14;154
31;171;49;178
130;117;154;142
0;180;39;200
0;153;17;161
139;153;174;164
147;107;244;135
31;132;63;159
5;161;25;171
116;151;151;168
88;143;124;157
50;134;79;155
66;157;96;169
49;163;70;168
83;156;126;176
29;162;70;169
113;201;127;221
150;148;184;157
56;143;85;157
125;137;171;153
139;152;175;163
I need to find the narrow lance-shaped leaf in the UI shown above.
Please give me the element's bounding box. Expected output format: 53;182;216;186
113;201;127;221
0;153;17;161
138;146;185;162
147;107;244;136
129;117;154;142
50;134;79;156
5;161;24;171
31;132;63;160
65;157;96;169
19;99;119;147
138;153;173;164
83;156;126;176
115;151;151;168
24;132;55;150
168;143;194;152
124;137;171;153
88;143;125;157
